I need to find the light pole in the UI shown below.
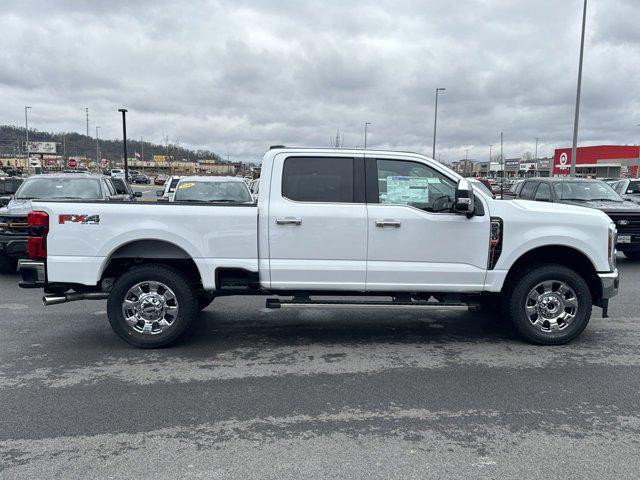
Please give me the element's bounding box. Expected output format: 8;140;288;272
489;144;493;179
118;109;129;180
24;106;32;174
500;132;504;198
364;122;371;149
570;0;588;177
432;87;446;160
95;126;101;166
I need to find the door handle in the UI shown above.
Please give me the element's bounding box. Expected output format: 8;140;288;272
375;219;401;228
276;217;302;226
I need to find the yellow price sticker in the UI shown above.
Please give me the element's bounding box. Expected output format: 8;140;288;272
178;182;195;189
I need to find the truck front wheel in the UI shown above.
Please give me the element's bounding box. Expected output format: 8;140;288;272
505;264;592;345
107;264;198;348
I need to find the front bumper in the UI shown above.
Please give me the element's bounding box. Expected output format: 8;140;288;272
17;259;46;288
598;269;619;300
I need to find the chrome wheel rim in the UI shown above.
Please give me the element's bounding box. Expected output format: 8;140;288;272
122;281;179;335
525;280;578;333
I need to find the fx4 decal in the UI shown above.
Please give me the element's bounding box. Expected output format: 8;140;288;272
58;214;100;224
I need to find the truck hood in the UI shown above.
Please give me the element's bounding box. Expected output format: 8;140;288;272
0;198;32;216
509;199;609;217
559;199;640;213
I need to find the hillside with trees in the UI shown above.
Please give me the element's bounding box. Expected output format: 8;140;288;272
0;125;222;163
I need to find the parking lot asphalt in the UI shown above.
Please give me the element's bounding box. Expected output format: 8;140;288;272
1;256;640;479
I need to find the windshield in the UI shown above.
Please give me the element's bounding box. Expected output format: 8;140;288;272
552;181;621;202
173;180;252;203
168;178;180;192
15;177;103;200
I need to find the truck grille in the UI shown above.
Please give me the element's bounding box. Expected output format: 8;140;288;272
0;215;29;236
607;213;640;235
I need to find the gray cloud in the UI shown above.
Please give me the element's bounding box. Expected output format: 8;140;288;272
0;0;638;163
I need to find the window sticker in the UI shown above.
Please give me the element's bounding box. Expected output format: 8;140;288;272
178;182;195;189
384;176;430;204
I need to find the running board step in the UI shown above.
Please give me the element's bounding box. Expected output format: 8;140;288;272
265;298;480;311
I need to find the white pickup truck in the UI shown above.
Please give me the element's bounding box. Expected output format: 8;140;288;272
18;148;619;347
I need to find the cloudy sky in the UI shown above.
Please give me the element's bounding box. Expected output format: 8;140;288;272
1;0;638;163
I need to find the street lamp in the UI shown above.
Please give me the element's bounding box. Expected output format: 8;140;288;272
364;122;371;149
95;126;101;166
24;106;31;174
570;0;588;177
432;87;446;160
118;109;128;180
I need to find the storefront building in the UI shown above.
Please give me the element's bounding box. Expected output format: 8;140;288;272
553;145;640;178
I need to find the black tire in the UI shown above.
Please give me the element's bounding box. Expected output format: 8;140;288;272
0;255;17;274
197;293;216;311
623;250;640;260
107;264;197;348
504;264;592;345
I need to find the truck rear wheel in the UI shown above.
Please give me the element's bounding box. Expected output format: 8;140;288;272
107;264;197;348
0;255;17;274
505;264;592;345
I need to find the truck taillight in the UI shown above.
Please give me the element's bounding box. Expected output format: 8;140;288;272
488;217;503;270
27;211;49;259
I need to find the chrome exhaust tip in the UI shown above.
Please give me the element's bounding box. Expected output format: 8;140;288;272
42;292;109;306
42;295;68;306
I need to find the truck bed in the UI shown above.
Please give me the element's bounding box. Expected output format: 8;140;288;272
33;201;258;289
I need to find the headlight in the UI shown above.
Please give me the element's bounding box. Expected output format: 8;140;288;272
608;222;617;270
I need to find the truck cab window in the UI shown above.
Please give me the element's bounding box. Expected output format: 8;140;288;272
375;159;456;212
534;183;551;201
282;157;354;202
519;182;536;200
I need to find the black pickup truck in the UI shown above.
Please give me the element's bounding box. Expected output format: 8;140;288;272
512;177;640;260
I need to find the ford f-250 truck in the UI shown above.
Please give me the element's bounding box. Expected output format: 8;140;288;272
18;148;619;348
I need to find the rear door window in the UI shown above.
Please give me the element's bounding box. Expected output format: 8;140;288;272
282;157;354;203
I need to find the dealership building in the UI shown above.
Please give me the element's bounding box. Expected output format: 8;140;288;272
554;145;640;178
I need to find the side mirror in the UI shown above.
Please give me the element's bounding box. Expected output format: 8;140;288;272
134;191;142;198
454;179;475;218
0;195;13;207
156;190;164;197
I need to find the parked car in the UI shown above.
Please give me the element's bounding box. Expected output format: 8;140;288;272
609;179;640;205
167;176;253;203
132;174;150;184
154;175;167;186
1;166;20;177
155;175;182;200
110;177;142;200
18;148;617;348
501;179;524;200
512;177;640;259
0;173;132;273
110;168;125;179
0;177;24;207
